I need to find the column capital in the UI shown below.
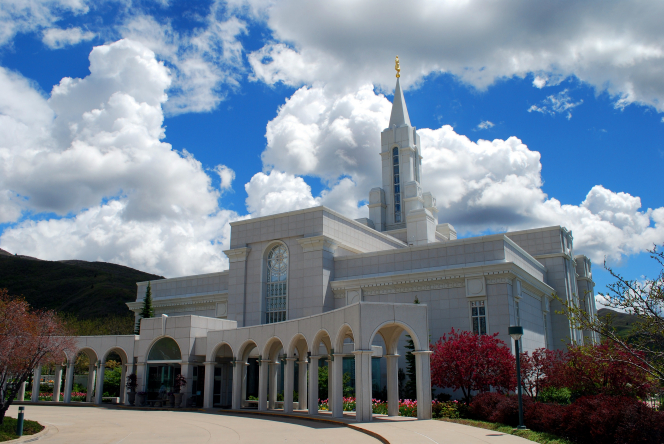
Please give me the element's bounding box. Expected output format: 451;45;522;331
386;354;400;358
223;246;251;263
297;360;308;364
308;355;322;360
203;361;217;365
411;350;433;356
285;357;298;362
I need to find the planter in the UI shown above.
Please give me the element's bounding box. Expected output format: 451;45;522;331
168;394;175;408
136;393;146;407
174;393;183;408
128;392;136;406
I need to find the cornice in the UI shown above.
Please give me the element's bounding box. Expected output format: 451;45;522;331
297;235;341;254
126;292;228;312
534;252;572;261
223;247;251;263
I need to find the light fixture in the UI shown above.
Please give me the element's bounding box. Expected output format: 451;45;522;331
508;325;523;341
508;325;527;430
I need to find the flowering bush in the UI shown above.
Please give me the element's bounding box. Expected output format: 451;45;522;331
318;397;454;418
431;328;515;403
469;392;664;443
432;400;461;419
22;392;87;401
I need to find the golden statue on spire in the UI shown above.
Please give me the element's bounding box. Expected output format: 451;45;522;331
395;55;400;78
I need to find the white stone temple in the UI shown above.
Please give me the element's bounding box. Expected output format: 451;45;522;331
27;63;597;422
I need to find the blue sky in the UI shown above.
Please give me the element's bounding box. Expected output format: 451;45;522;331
0;0;663;301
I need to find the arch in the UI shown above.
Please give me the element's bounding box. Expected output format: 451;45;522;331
310;329;332;356
262;336;285;361
368;320;422;354
74;347;98;364
333;323;355;352
102;347;129;365
263;241;289;324
208;341;235;362
287;333;308;358
237;340;258;363
147;336;182;361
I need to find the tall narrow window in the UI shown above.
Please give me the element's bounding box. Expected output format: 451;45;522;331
266;244;288;324
543;313;549;347
393;147;401;223
471;300;487;335
413;148;420;183
515;301;521;326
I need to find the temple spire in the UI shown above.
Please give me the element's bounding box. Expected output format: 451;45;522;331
388;65;411;127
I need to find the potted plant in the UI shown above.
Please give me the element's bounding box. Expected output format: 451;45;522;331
126;373;138;406
173;374;187;408
136;391;147;407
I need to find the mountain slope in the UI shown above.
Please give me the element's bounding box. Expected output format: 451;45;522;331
0;253;163;319
598;307;640;338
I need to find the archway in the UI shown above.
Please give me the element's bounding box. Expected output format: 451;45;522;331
211;343;234;408
94;348;128;405
308;329;332;415
262;337;285;411
235;340;259;409
68;348;98;403
331;324;356;419
285;333;309;413
146;337;182;405
369;321;430;420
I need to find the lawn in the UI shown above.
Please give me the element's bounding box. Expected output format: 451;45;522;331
0;416;45;442
438;418;572;444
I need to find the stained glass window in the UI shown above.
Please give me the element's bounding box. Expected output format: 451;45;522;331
266;244;288;324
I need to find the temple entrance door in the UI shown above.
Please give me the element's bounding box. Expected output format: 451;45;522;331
213;363;233;408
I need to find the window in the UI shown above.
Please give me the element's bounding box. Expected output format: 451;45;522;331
393;147;401;223
148;337;182;361
266;243;288;324
413;148;420;183
515;301;521;326
543;313;548;347
471;300;487;335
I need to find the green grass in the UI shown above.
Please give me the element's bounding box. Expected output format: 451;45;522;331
438;418;572;444
0;416;45;442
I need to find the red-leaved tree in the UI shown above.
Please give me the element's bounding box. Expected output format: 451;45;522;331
431;328;515;403
0;289;76;424
519;348;566;399
563;342;656;399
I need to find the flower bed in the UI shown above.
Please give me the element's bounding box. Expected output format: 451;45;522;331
22;392;87;402
316;397;460;418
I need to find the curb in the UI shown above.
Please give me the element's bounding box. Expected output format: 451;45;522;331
3;425;50;443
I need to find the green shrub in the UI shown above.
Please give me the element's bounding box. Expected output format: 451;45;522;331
539;387;572;405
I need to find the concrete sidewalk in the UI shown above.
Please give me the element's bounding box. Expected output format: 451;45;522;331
6;405;533;444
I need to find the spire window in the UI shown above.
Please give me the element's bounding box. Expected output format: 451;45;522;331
393;147;401;223
265;243;288;324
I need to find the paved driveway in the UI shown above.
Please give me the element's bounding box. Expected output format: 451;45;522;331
7;405;533;444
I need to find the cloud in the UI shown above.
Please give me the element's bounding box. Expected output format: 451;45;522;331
477;120;494;130
42;27;95;49
0;39;243;276
528;89;583;119
250;84;664;264
243;0;664;112
120;14;247;115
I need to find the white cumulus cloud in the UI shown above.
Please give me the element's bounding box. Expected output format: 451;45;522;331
42;27;95;49
0;39;243;276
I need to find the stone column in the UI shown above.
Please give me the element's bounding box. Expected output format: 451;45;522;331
307;356;320;415
64;362;75;403
386;354;400;416
203;362;216;409
297;360;308;411
86;365;96;402
124;364;133;406
53;365;63;402
269;362;280;410
135;362;147;392
258;359;270;411
17;381;27;403
283;358;296;413
118;362;127;405
232;361;244;410
94;361;106;405
179;362;193;408
31;366;42;403
413;351;432;420
331;354;344;418
353;350;373;422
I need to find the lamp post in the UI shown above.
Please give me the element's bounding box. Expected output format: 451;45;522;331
508;325;527;430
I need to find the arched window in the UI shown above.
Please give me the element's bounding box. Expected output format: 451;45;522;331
265;243;288;324
148;337;182;361
393;147;401;223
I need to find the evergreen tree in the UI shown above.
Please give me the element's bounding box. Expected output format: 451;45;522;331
403;296;419;400
135;282;154;334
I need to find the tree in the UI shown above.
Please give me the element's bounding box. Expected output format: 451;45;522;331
135;282;154;334
0;288;76;424
403;335;416;400
431;328;515;403
557;245;664;386
518;348;566;400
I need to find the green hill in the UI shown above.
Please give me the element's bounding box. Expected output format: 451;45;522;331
598;307;640;338
0;249;163;320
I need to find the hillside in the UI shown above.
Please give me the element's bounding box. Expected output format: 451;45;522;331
598;307;640;338
0;250;163;319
